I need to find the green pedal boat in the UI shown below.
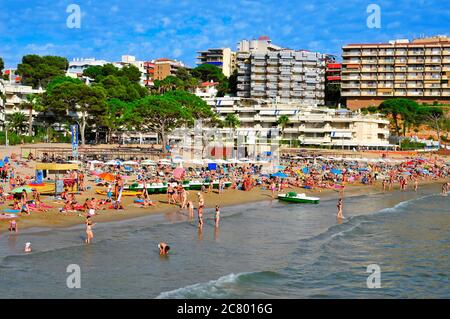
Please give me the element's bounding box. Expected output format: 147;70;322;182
278;192;320;204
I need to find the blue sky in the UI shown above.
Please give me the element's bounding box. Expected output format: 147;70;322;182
0;0;449;68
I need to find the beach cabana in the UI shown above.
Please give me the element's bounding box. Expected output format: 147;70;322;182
35;163;79;195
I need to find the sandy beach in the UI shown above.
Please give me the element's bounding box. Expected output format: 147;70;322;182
1;177;446;233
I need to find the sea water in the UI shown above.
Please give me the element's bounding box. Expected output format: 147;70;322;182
0;184;448;298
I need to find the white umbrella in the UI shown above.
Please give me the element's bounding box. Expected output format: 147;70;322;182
158;159;171;165
189;159;205;165
89;160;104;165
105;160;121;165
172;158;184;164
215;159;228;164
123;160;139;165
141;160;156;166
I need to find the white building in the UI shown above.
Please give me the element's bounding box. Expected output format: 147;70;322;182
67;58;109;77
200;96;393;149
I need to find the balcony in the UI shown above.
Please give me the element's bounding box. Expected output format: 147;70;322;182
342;51;361;57
361;68;378;73
378;67;394;72
341;84;360;89
395;59;407;64
408;51;425;56
360;76;377;80
408;59;425;64
378;59;394;64
252;61;267;66
425;59;441;64
394;83;407;88
267;59;279;65
378;50;394;56
341;91;360;96
237;84;250;90
237;76;250;82
407;75;423;80
407;91;423;96
361;50;378;56
252;75;266;81
252;67;266;74
425;50;442;55
266;67;278;73
424;91;442;97
361;59;378;64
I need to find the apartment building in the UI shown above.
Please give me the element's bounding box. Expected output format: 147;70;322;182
0;81;44;129
196;48;237;77
236;36;326;105
67;58;109;77
113;55;147;86
199;96;392;149
152;58;186;81
342;35;450;109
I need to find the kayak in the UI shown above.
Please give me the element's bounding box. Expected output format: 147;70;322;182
278;192;320;204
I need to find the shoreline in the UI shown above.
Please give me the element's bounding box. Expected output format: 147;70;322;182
1;178;446;233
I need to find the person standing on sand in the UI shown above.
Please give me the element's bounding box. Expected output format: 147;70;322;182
336;197;344;219
382;179;387;192
414;178;418;192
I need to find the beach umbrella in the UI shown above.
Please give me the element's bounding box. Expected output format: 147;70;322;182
173;167;186;179
141;159;156;166
331;169;342;175
12;186;33;194
272;172;288;178
123;160;139;165
99;172;115;182
158;159;171;165
105;160;121;166
172;158;184;164
89;160;104;165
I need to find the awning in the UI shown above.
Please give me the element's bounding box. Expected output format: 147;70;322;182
36;163;79;171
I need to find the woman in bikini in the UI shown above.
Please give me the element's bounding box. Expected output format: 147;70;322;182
85;216;95;244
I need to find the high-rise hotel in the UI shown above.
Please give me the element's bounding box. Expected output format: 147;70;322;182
341;35;450;109
236;36;327;105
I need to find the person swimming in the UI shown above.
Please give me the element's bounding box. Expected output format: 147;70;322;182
24;242;32;253
158;242;170;256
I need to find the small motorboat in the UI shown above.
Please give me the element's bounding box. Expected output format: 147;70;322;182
277;192;320;204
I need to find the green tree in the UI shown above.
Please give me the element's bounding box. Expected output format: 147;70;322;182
191;64;226;83
378;98;419;136
7;112;28;135
228;69;238;96
133;95;193;148
0;57;4;75
42;81;107;145
102;98;133;143
162;90;215;119
277;115;290;140
17;55;69;88
224;113;240;129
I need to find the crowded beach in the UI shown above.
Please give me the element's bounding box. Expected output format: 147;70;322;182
1;148;449;250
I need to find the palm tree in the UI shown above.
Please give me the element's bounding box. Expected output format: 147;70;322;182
276;115;290;141
19;93;43;136
224;113;240;129
8;112;28;135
